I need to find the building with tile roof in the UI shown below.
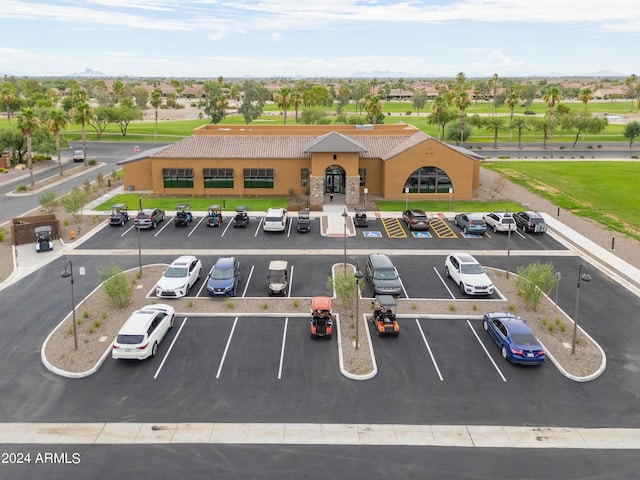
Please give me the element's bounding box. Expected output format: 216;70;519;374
119;123;482;209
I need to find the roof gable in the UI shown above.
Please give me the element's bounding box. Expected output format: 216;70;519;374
303;131;367;153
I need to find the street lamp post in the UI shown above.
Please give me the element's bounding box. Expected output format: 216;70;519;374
354;265;363;351
137;197;143;276
571;264;592;354
555;271;562;311
60;260;78;350
342;208;348;272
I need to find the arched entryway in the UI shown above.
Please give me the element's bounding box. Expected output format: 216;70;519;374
324;165;346;194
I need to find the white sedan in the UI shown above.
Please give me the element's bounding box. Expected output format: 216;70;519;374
156;255;202;298
444;253;495;296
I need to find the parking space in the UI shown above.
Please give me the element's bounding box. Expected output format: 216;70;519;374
369;317;554;384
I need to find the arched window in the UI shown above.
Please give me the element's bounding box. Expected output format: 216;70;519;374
403;166;452;193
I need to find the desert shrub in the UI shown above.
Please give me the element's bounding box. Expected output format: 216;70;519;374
38;190;57;213
516;261;558;311
327;270;356;308
99;265;132;308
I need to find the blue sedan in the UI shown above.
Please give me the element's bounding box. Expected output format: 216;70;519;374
206;257;241;297
483;312;545;365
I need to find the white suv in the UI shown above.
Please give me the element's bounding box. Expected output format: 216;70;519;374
444;253;495;296
263;208;287;232
484;212;516;233
112;304;175;360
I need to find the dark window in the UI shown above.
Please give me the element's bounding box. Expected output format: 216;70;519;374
300;168;309;187
162;168;193;188
243;168;274;189
358;168;367;186
203;168;234;189
403;166;451;193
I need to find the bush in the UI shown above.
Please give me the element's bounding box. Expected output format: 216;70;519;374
516;261;558;311
60;186;88;223
0;226;5;242
99;265;132;308
327;270;356;308
38;190;57;213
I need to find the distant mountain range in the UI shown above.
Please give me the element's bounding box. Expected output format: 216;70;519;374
67;68;107;77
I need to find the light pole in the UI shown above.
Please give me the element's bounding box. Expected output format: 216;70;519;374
505;208;511;279
404;187;409;211
571;264;592;354
554;271;561;311
342;208;348;272
363;188;368;211
61;260;78;350
137;196;143;276
448;187;453;212
354;265;363;351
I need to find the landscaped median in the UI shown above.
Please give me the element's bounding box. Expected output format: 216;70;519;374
41;265;605;381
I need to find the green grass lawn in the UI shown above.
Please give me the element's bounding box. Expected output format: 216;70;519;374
376;200;523;213
483;161;640;240
94;194;288;212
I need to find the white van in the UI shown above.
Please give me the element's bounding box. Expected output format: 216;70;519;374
263;208;287;232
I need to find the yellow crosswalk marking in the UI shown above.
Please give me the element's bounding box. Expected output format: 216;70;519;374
381;218;407;238
430;218;457;238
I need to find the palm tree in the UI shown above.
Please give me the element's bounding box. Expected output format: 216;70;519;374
71;101;93;166
16;108;40;186
451;87;471;144
579;88;593;111
273;87;292;125
291;88;304;124
488;73;500;114
511;117;529;149
47;108;70;176
504;88;520;140
150;89;163;140
483;116;505;148
364;94;383;124
430;90;449;140
625;74;637;112
1;83;18;125
542;86;563;155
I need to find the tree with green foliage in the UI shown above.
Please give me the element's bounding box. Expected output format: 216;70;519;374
108;97;144;137
87;105;110;139
1;82;19;125
237;80;270;124
623;121;640;147
444;120;472;145
451;72;471;144
16;107;40;186
625;74;637;112
300;106;330;125
71;101;92;166
516;261;558;312
559;111;608;147
150;88;163;139
335;83;352;114
482;116;506;148
542;86;563;154
511;117;530;149
364;94;383;125
60;186;88;223
273;86;292;125
132;85;149;111
0;128;26;164
504;87;520;140
429;88;451;140
412;90;428;115
351;81;369;115
303;85;331;108
99;265;132;308
579;88;593;111
327;271;356;308
487;73;500;113
46;108;70;176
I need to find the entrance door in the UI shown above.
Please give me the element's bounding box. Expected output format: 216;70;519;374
324;167;344;194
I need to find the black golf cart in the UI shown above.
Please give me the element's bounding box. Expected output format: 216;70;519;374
108;203;130;226
35;225;53;252
206;205;223;227
233;206;249;228
174;203;193;227
354;206;368;227
297;209;311;233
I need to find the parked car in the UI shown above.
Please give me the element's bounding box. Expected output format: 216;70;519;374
483;212;516;233
402;209;430;231
513;211;547;233
483;312;545;365
72;150;84;162
155;255;202;298
365;253;402;297
112;304;175;360
444;253;494;296
207;256;241;296
233;206;249;228
263;207;288;232
108;203;130;226
134;208;165;230
454;213;486;235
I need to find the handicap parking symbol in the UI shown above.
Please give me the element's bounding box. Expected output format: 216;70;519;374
461;232;482;238
411;232;432;238
363;231;382;238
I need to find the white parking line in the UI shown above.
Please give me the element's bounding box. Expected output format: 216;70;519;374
466;319;507;382
286;217;293;237
189;218;205;236
415;319;444;381
153;317;188;379
216;317;238;379
278;317;288;379
398;268;409;298
287;265;294;297
433;266;456;299
154;220;171;237
121;225;136;237
254;217;264;237
242;264;254;298
220;218;232;237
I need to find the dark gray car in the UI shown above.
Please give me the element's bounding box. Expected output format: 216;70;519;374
134;208;165;230
365;254;402;297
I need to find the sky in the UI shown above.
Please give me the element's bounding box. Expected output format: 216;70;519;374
1;0;638;79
